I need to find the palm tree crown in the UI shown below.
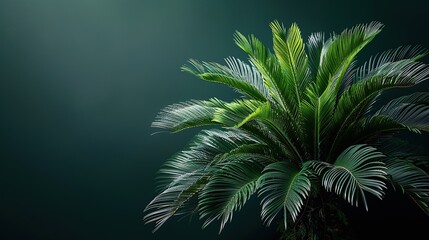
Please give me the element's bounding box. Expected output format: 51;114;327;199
144;21;429;239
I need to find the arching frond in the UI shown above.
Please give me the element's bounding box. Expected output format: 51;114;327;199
145;128;264;231
315;22;384;95
386;158;429;215
212;99;270;127
151;98;226;132
313;145;387;210
182;57;269;101
144;175;207;232
372;92;429;132
329;60;429;158
156;129;261;191
198;158;267;233
258;161;311;230
355;45;428;81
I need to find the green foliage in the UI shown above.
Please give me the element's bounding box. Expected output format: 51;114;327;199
145;21;429;239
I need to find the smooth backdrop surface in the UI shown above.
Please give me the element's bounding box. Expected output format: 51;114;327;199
1;0;428;239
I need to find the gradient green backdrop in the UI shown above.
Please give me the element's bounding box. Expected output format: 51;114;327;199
1;0;428;239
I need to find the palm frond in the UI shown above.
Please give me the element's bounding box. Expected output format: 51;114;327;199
315;22;383;95
372;92;429;132
234;31;299;118
258;161;311;230
151;98;226;132
312;145;387;210
386;158;429;215
182;57;269;101
212;99;270;127
307;32;325;81
355;45;428;81
301;88;335;160
198;159;266;232
330;60;429;157
270;21;309;98
145;128;264;231
156;129;261;191
144;175;207;232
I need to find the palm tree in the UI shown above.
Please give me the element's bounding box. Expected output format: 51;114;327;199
144;21;429;239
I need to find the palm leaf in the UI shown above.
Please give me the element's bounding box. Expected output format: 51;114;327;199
234;31;298;118
145;129;264;230
329;60;429;158
315;22;383;95
270;21;309;100
372;92;429;132
258;161;311;230
144;175;207;232
212;99;270;127
156;129;261;191
151;98;226;132
386;158;429;215
301;86;335;160
355;45;428;81
198;158;267;232
182;57;269;101
313;144;387;210
307;32;325;81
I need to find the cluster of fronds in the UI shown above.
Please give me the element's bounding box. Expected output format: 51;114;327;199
144;21;429;235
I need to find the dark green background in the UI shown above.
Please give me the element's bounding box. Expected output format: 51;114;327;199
1;0;428;239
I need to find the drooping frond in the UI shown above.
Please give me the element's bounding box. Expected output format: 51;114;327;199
144;175;207;232
151;98;226;132
145;128;264;231
386;158;429;215
355;45;428;81
312;145;387;210
315;22;384;95
258;161;311;230
198;159;267;233
372;92;429;132
182;57;269;101
155;128;263;190
330;60;429;157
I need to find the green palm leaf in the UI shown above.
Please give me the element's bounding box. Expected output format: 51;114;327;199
271;21;309;100
315;22;383;95
301;86;335;160
307;32;325;81
329;60;429;157
144;175;207;232
212;99;270;127
157;129;261;191
386;158;429;215
182;57;269;101
313;144;387;210
198;158;267;232
371;92;429;132
234;31;298;118
355;45;428;81
151;98;226;132
258;161;311;229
